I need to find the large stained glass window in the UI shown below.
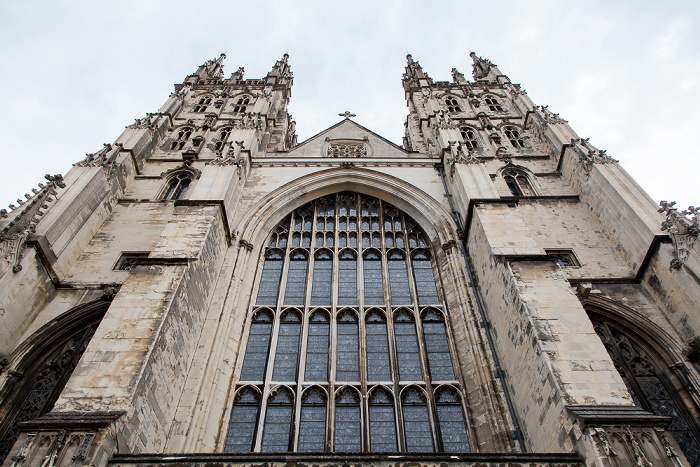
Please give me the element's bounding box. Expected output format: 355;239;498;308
228;192;470;453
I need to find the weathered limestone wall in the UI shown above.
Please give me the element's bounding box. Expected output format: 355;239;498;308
467;209;631;452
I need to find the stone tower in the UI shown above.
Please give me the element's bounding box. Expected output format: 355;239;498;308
0;53;698;467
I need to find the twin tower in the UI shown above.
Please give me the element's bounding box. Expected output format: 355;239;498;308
0;52;698;466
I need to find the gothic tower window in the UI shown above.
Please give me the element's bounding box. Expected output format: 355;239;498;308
215;126;232;151
502;169;535;196
194;96;212;112
228;192;471;453
162;172;192;200
445;98;461;113
170;126;193;150
504;126;525;148
233;96;251;113
485;96;504;112
591;317;700;465
459;126;479;149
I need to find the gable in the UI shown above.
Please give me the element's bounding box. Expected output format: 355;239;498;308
285;119;409;158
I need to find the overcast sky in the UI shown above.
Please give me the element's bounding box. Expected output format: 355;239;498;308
1;1;698;213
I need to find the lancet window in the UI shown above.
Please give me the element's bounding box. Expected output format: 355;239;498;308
194;96;212;112
170;127;192;151
502;169;535;197
445;98;461;113
227;192;471;453
485;96;504;112
504;126;525;148
233;96;251;113
459;126;479;149
215;126;232;151
162;172;192;200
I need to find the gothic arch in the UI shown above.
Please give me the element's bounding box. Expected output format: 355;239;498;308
235;167;459;254
0;298;110;463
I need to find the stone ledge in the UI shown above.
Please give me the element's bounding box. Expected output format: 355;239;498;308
566;405;672;427
18;410;127;430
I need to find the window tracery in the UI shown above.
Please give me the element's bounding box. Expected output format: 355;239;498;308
170;127;193;151
445;98;461;113
485;96;504;112
162;172;192;200
504;126;525;148
233;96;251;113
215;126;232;151
459;127;479;149
502;168;535;196
227;192;470;453
194;96;212;113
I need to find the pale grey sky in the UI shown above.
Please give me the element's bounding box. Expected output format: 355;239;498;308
1;1;698;211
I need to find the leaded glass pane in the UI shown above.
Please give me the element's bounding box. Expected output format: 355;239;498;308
363;254;384;305
413;256;439;305
423;311;455;381
272;313;301;381
403;390;433;452
240;312;273;381
366;312;391;381
262;391;293;452
388;253;411;305
225;389;259;452
299;390;327;452
335;390;361;452
436;390;470;452
305;313;329;382
338;253;357;306
369;390;397;452
284;254;308;305
311;253;332;306
256;255;283;306
395;313;422;381
336;312;359;381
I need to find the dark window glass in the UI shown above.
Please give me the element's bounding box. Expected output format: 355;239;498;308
335;389;361;452
163;174;191;200
240;311;273;381
413;254;439;305
366;311;391;381
422;310;455;381
402;389;433;452
338;252;357;306
369;389;397;452
363;253;384;305
298;389;327;452
311;252;332;306
225;388;260;452
256;253;283;305
395;312;422;381
305;313;329;382
262;389;294;452
284;252;308;305
272;312;301;381
336;312;359;381
436;389;470;452
388;252;411;305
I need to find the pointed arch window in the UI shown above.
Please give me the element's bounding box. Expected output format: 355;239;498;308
503;169;535;196
231;192;470;453
261;388;294;452
162;172;191;200
459;126;479;149
445;97;461;113
591;317;700;465
170;127;192;150
194;96;212;112
215;126;232;151
485;96;504;112
233;96;251;113
435;387;470;452
504;126;526;148
369;388;397;452
298;388;327;452
225;387;261;452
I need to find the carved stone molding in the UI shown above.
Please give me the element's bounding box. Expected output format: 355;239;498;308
446;141;481;176
658;201;699;269
74;143;123;169
126;112;160;131
537;105;568;124
572;138;617;177
434;110;458;129
504;82;527;96
324;138;369;158
470;52;495;80
0;174;65;273
232;112;263;130
207;141;245;167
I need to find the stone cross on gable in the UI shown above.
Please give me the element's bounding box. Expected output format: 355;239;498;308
339;111;356;119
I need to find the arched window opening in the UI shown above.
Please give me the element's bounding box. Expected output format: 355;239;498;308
215;126;232;151
402;388;433;452
422;309;455;381
504;126;526;148
162;172;192;200
0;306;106;465
334;388;361;452
460;127;479;149
298;388;327;452
435;387;470;452
194;96;212;112
485;96;504;112
261;388;294;452
225;387;260;452
591;317;700;465
304;311;329;382
336;311;359;382
369;388;397;452
503;169;535;197
272;311;302;381
233;96;251;113
240;310;274;381
232;192;469;453
366;310;391;382
445;98;461;113
170;127;192;151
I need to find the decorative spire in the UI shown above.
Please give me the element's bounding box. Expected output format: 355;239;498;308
202;53;226;79
403;54;432;88
470;51;495;80
451;67;467;84
658;201;699;269
267;53;292;80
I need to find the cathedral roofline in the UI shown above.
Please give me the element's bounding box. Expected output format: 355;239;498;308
291;118;409;153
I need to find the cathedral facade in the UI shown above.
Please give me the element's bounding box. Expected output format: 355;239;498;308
0;53;698;466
